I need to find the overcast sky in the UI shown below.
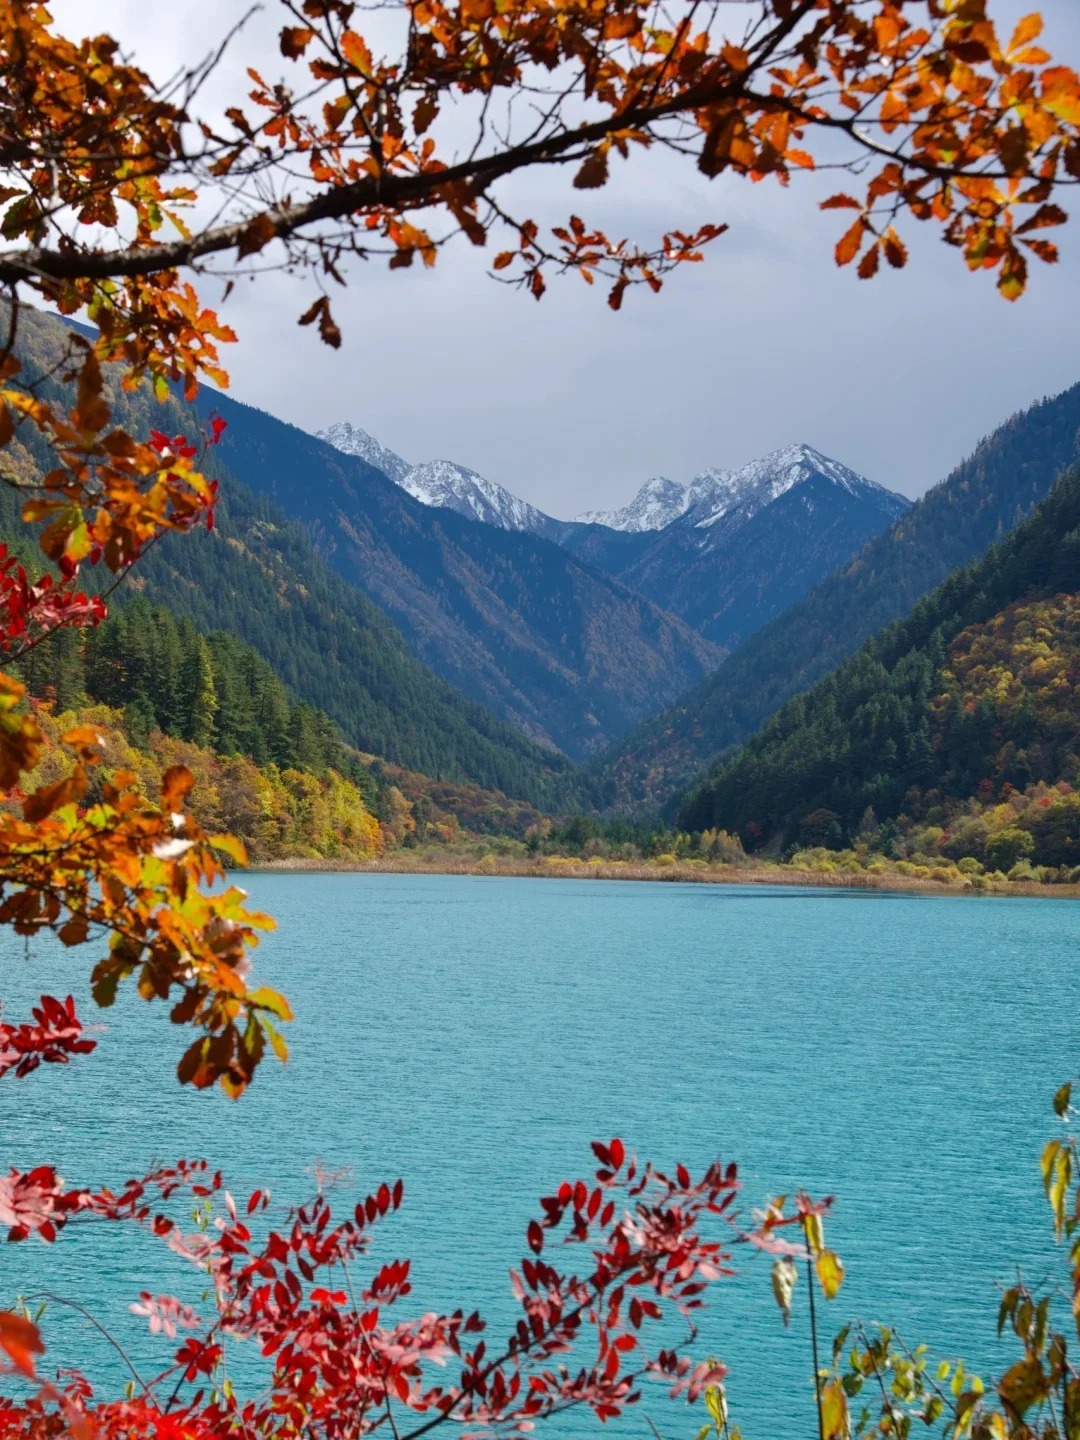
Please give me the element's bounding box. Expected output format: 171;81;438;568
50;0;1080;517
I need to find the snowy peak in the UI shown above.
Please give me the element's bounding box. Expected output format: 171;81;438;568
696;443;883;518
578;476;690;533
317;423;555;534
316;421;411;485
584;444;909;534
317;420;909;543
687;444;910;532
398;459;554;534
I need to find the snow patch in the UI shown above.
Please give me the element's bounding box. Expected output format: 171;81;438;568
317;422;557;534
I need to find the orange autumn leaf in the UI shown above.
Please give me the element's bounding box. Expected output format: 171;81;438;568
0;1313;44;1377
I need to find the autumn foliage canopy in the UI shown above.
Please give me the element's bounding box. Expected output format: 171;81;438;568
1;1;1080;1438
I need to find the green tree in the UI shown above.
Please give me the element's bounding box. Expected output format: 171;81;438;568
985;827;1035;871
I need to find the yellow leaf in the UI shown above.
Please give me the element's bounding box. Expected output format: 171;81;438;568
211;833;249;867
815;1249;844;1299
802;1211;824;1256
820;1380;848;1440
262;1018;290;1063
1008;13;1042;57
249;987;294;1023
1041;66;1080;126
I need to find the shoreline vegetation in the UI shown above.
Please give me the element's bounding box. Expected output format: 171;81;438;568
252;850;1080;898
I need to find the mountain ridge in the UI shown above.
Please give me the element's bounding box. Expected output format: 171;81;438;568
315;421;911;661
578;444;907;535
560;445;910;650
317;421;564;537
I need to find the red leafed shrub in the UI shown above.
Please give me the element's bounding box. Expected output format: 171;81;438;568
0;1127;828;1440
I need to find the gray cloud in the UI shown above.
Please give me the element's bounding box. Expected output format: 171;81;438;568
49;0;1080;515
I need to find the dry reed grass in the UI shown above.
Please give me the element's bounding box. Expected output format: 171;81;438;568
253;854;1080;898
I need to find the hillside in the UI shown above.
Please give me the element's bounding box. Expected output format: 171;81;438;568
556;445;909;649
3;307;588;812
597;382;1080;810
197;389;720;760
20;597;553;855
16;596;388;863
677;461;1080;856
615;448;909;648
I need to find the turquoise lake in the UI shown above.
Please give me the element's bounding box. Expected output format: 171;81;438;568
3;874;1079;1437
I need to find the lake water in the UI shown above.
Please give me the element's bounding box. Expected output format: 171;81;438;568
3;874;1079;1437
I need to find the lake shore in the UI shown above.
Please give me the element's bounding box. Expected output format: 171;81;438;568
252;852;1080;898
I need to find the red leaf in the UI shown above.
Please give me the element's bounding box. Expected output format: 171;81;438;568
0;1313;44;1376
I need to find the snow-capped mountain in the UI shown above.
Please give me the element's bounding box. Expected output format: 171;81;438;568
577;444;907;536
397;459;557;535
686;443;907;531
316;421;411;485
315;417;909;657
317;422;559;536
578;476;688;532
558;442;910;651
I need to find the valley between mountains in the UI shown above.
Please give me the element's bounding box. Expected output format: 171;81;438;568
10;305;1080;886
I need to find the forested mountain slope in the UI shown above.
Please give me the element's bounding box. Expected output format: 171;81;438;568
17;596;388;862
4;307;587;811
21;596;555;853
194;388;720;759
596;383;1080;809
556;445;909;648
617;456;909;648
678;462;1080;847
22;594;373;780
321;420;905;663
